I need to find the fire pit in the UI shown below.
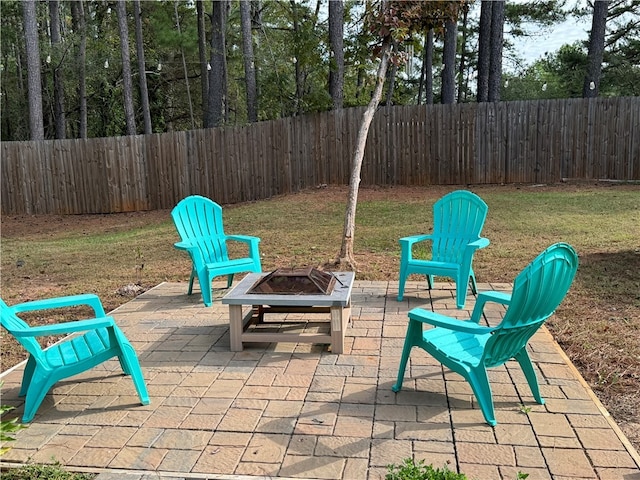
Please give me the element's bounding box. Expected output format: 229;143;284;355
222;271;355;353
248;267;336;295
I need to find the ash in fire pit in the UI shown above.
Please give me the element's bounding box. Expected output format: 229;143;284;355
248;267;336;295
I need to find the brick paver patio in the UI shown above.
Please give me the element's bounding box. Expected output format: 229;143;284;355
2;280;639;480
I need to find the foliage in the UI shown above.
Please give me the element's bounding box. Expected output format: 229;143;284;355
0;382;27;456
502;31;640;101
385;458;467;480
0;406;26;456
385;457;532;480
502;43;587;100
505;0;567;37
365;0;464;62
0;462;95;480
1;0;639;141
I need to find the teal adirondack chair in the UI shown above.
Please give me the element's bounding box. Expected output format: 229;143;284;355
171;195;262;307
397;190;490;309
392;243;579;426
0;294;150;423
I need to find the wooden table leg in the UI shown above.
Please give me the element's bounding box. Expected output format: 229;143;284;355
229;304;244;351
330;305;346;354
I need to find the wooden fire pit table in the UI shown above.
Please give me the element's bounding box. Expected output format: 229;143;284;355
222;271;355;353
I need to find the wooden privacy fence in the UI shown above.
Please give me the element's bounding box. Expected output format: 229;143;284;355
2;97;639;215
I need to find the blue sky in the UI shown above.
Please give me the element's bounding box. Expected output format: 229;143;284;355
515;15;591;64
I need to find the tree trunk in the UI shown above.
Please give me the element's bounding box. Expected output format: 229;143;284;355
488;0;505;102
49;0;66;139
71;0;87;138
206;0;227;127
441;17;457;104
328;0;344;110
385;47;398;106
457;3;469;103
134;0;152;134
116;0;137;135
23;0;45;140
477;0;492;102
240;0;258;122
251;1;263;114
196;0;208;121
175;1;195;129
583;0;609;98
290;0;304;115
417;34;427;104
336;38;391;269
425;29;434;105
355;67;364;103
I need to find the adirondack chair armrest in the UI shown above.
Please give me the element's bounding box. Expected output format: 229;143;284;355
399;234;433;246
10;293;107;318
470;291;512;323
399;234;433;261
226;234;260;246
174;241;205;264
468;237;490;250
408;308;496;334
227;235;261;259
460;237;490;263
12;317;116;337
174;240;196;252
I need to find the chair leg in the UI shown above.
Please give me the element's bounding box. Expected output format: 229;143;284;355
427;275;434;290
120;348;150;405
200;274;213;307
187;269;195;296
467;366;497;426
392;319;421;392
397;261;408;301
226;274;234;289
19;355;36;397
515;348;545;405
23;373;54;423
455;280;468;309
469;269;478;294
114;327;150;405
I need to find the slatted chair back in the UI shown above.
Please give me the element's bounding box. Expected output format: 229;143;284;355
431;190;489;264
483;243;579;368
171;195;231;265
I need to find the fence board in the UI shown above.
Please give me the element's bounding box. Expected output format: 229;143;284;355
1;97;638;215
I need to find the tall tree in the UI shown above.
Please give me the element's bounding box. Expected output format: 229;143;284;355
116;0;137;135
240;0;258;122
289;0;305;115
338;34;391;268
328;0;345;109
196;0;209;120
583;0;609;97
23;0;45;140
476;0;492;102
134;0;152;134
441;16;458;104
174;1;195;129
337;0;462;268
206;0;228;127
488;0;505;102
423;29;434;104
49;0;66;139
456;2;470;103
385;41;399;105
600;0;640;96
70;0;87;138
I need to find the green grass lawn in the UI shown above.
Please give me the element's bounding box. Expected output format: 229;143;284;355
1;182;639;449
